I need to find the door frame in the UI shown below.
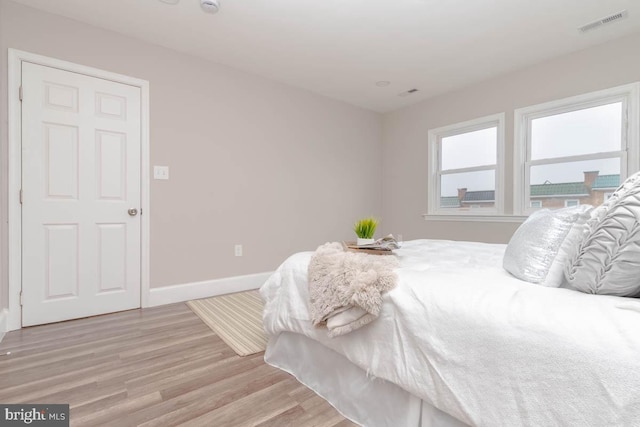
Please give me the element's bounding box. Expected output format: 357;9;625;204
7;49;151;330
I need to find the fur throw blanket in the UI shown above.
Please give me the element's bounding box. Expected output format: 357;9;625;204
308;242;398;337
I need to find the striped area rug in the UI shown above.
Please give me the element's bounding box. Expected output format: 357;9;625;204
187;290;268;356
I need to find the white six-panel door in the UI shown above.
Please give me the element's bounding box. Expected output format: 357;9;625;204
21;62;142;326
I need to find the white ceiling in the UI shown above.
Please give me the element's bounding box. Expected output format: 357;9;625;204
10;0;640;112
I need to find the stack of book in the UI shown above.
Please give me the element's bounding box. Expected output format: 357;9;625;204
343;235;400;255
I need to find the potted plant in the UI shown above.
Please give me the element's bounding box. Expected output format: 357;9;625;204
354;217;379;246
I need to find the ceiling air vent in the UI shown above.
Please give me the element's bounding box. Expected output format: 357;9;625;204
398;88;419;97
579;10;628;32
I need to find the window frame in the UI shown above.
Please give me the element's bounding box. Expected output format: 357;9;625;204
529;200;542;208
564;199;580;208
514;83;640;216
427;113;505;218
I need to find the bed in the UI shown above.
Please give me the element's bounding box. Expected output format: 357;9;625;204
260;239;640;427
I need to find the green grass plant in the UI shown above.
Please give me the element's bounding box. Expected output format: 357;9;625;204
353;217;378;239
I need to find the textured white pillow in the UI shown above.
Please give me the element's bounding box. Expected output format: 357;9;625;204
565;171;640;297
503;205;592;287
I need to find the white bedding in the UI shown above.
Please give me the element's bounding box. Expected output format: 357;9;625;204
261;239;640;427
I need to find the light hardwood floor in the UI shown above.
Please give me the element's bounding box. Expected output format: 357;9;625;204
0;303;356;427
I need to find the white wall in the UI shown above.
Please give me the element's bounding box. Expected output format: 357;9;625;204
0;0;383;309
0;7;4;312
4;0;640;316
381;31;640;243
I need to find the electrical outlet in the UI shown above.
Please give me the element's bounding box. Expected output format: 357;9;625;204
234;244;243;257
153;166;170;180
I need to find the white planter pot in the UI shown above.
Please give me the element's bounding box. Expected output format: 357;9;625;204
357;238;375;246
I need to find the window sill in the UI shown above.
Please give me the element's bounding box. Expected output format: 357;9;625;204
422;214;527;223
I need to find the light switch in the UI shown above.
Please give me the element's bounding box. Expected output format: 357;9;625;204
154;166;169;180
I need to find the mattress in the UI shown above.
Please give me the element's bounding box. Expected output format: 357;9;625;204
261;239;640;426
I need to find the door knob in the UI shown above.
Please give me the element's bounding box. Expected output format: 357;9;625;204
128;208;138;216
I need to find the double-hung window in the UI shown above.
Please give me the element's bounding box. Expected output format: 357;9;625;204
515;83;639;215
427;113;505;217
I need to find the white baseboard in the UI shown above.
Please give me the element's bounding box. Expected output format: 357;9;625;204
148;271;273;307
0;309;8;343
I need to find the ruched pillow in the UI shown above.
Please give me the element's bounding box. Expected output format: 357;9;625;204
503;205;592;287
565;171;640;297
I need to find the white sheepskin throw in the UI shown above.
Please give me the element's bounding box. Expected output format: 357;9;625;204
308;242;398;337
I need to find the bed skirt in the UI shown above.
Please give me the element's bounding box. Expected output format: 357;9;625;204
264;332;468;427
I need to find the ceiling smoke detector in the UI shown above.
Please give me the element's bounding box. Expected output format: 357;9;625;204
200;0;220;13
579;10;628;32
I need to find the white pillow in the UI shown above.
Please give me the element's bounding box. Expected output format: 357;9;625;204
503;205;592;287
565;171;640;297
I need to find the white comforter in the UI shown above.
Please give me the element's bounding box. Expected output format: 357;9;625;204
261;239;640;427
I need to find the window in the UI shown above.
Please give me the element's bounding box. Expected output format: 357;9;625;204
530;200;542;208
427;113;505;217
515;83;640;215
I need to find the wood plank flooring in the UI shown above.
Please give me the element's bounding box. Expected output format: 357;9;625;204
0;303;356;427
